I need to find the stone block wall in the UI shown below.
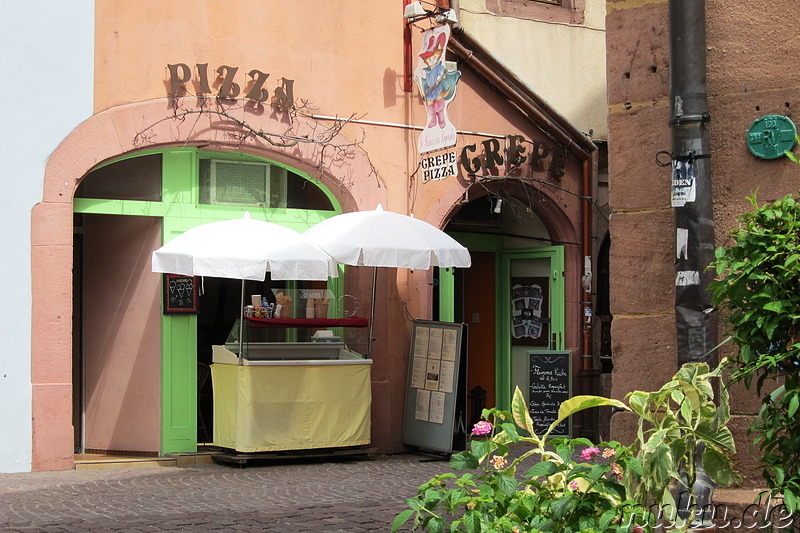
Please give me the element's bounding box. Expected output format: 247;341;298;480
606;0;800;489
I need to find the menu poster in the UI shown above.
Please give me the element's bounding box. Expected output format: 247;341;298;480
411;356;427;389
415;389;432;421
429;391;446;424
528;351;571;437
414;326;431;358
438;360;455;393
442;329;458;361
425;359;441;391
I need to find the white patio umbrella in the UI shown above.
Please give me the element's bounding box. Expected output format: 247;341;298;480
304;205;471;356
304;205;471;270
152;212;338;362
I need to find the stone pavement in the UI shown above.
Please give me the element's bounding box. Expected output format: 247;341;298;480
0;452;455;532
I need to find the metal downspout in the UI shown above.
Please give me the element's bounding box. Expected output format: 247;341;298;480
669;0;717;367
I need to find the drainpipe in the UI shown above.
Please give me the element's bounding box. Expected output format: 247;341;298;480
670;2;717;523
669;0;717;367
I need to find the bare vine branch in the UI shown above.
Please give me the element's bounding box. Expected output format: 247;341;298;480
134;97;381;204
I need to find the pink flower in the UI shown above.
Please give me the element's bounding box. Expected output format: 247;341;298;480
631;525;644;533
472;421;492;435
580;446;600;461
602;447;616;459
568;480;579;490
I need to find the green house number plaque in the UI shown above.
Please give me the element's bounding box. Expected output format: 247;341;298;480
747;115;796;159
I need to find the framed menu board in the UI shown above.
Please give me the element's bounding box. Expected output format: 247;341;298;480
402;320;467;454
163;274;198;314
528;350;572;437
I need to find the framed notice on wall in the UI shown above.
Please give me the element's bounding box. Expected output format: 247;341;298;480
511;277;549;346
163;274;198;314
402;320;467;454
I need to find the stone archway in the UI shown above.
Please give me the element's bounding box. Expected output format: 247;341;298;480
32;98;384;470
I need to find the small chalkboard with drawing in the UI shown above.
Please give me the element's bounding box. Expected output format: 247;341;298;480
163;274;198;314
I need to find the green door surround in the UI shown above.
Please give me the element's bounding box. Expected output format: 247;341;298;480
439;234;565;413
73;147;343;455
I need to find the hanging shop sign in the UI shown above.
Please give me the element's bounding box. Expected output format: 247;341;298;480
421;150;458;182
414;25;462;154
459;134;567;179
167;62;294;105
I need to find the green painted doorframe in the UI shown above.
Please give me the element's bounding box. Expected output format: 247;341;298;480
74;148;343;455
438;244;565;412
498;247;565;410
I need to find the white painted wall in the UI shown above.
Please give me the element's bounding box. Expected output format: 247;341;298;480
0;2;94;473
459;0;607;140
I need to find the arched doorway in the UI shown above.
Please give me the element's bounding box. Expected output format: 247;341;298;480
34;98;384;470
71;149;342;455
442;190;575;426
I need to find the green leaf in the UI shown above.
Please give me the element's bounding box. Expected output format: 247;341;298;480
789;394;800;418
511;386;536;437
463;510;481;533
496;474;519;496
500;422;520;442
391;509;415;532
702;445;741;488
450;450;479;471
525;460;558;479
599;509;617;530
547;395;629;436
470;439;492;462
550;494;573;520
428;516;444;533
763;301;783;313
784;489;798;514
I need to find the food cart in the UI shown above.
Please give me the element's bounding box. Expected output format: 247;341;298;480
210;311;372;457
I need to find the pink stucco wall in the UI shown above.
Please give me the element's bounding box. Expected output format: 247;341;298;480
33;3;590;470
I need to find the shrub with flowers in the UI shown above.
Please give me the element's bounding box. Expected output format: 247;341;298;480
393;388;650;532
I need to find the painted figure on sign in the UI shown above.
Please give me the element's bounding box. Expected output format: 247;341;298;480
417;32;460;128
413;25;461;154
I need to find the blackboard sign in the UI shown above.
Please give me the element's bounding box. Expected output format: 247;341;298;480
163;274;198;314
528;350;571;437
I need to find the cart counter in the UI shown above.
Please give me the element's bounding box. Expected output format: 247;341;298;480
211;344;372;453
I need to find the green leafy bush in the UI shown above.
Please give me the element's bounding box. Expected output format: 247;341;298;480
624;358;740;527
393;389;647;533
709;192;800;511
395;360;740;532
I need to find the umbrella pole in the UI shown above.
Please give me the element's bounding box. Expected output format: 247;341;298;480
368;267;376;359
238;280;245;366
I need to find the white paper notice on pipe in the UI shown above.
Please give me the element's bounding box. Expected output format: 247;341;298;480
671;160;696;207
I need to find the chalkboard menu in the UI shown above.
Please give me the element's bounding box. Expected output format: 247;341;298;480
528;350;571;437
163;274;198;314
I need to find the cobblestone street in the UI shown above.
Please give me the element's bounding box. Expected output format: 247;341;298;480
0;453;455;532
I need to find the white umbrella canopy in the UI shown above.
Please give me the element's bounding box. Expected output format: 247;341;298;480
152;213;338;281
303;205;471;269
304;205;470;358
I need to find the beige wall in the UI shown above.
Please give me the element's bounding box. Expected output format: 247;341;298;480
606;0;800;487
458;0;608;139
